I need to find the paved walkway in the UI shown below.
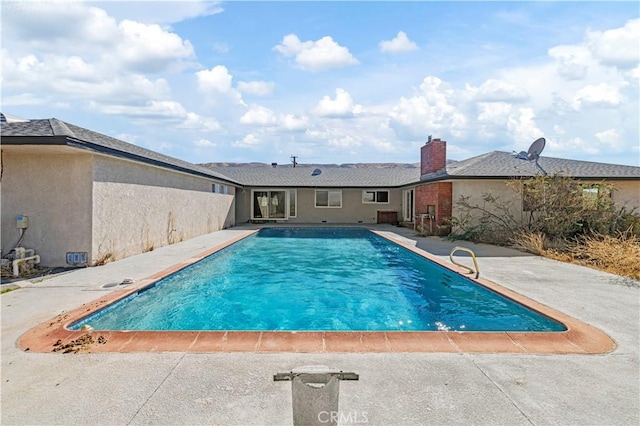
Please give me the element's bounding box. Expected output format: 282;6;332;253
1;225;638;425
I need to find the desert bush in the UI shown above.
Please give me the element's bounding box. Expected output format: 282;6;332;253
451;175;639;244
449;175;640;279
571;230;640;279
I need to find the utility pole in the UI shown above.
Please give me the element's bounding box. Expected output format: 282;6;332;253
290;155;298;168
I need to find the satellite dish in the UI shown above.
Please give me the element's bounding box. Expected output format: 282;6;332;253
311;168;322;176
527;137;546;161
512;137;547;175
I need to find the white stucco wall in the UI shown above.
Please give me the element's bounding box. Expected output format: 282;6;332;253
91;155;235;262
451;179;525;225
611;181;640;210
451;178;640;228
1;150;93;266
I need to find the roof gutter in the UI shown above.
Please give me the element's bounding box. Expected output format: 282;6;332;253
64;138;242;186
417;174;640;183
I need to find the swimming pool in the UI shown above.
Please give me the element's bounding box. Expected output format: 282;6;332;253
70;228;565;332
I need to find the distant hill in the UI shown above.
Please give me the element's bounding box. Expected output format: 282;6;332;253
200;162;422;169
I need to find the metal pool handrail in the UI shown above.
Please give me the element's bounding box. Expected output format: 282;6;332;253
449;246;480;279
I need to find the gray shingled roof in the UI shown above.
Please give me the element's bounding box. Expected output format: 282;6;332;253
421;151;640;181
1;118;240;185
206;165;421;188
3;118;637;188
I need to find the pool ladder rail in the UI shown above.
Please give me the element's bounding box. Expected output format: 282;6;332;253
449;246;480;279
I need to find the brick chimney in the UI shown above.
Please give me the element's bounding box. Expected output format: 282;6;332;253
420;138;447;175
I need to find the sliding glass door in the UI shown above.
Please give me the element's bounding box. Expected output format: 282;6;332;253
252;190;288;219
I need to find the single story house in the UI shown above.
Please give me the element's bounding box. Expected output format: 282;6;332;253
2;116;639;267
207;138;640;232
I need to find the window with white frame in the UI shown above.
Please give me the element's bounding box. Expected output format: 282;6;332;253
362;190;389;204
315;190;342;208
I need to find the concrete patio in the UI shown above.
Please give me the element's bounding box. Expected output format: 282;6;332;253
1;225;638;425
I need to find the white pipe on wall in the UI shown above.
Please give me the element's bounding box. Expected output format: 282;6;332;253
12;255;40;277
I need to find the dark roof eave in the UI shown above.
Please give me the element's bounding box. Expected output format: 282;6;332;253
2;134;242;186
420;174;640;182
63;138;241;186
1;135;68;145
242;183;419;189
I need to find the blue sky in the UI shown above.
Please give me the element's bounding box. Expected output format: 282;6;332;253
2;1;639;166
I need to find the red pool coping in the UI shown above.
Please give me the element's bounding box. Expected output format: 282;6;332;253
17;229;615;354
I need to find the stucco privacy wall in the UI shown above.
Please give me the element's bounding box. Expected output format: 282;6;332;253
1;151;93;266
451;179;640;226
234;188;404;223
91;155;235;262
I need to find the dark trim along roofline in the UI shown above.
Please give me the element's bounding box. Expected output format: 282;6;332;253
417;175;640;184
2;135;69;145
66;138;241;186
2;136;241;187
245;184;419;189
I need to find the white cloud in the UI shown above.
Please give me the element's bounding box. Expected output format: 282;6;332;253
379;31;418;53
1;1;199;125
95;1;223;25
274;34;358;72
587;18;640;69
476;103;544;145
194;138;217;148
571;83;624;109
97;100;191;118
240;105;278;126
389;76;467;138
548;136;600;155
474;79;529;103
2;50;173;104
233;133;261;148
548;45;590;81
506;107;544;145
115;20;195;73
0;93;44;106
314;88;362;118
237;80;275;96
196;65;233;92
279;114;309;131
181;113;221;131
95;100;220;131
594;129;624;152
3;3;195;74
477;102;512;123
196;65;245;105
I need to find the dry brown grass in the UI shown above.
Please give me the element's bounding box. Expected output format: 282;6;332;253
93;252;115;266
571;232;640;280
511;231;546;255
512;231;640;280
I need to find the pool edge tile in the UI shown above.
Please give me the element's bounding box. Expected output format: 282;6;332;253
446;332;526;353
257;332;325;352
385;332;456;353
324;332;393;353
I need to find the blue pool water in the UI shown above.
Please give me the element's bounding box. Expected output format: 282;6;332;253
71;228;565;332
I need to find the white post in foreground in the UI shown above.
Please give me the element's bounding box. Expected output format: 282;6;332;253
274;365;359;426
